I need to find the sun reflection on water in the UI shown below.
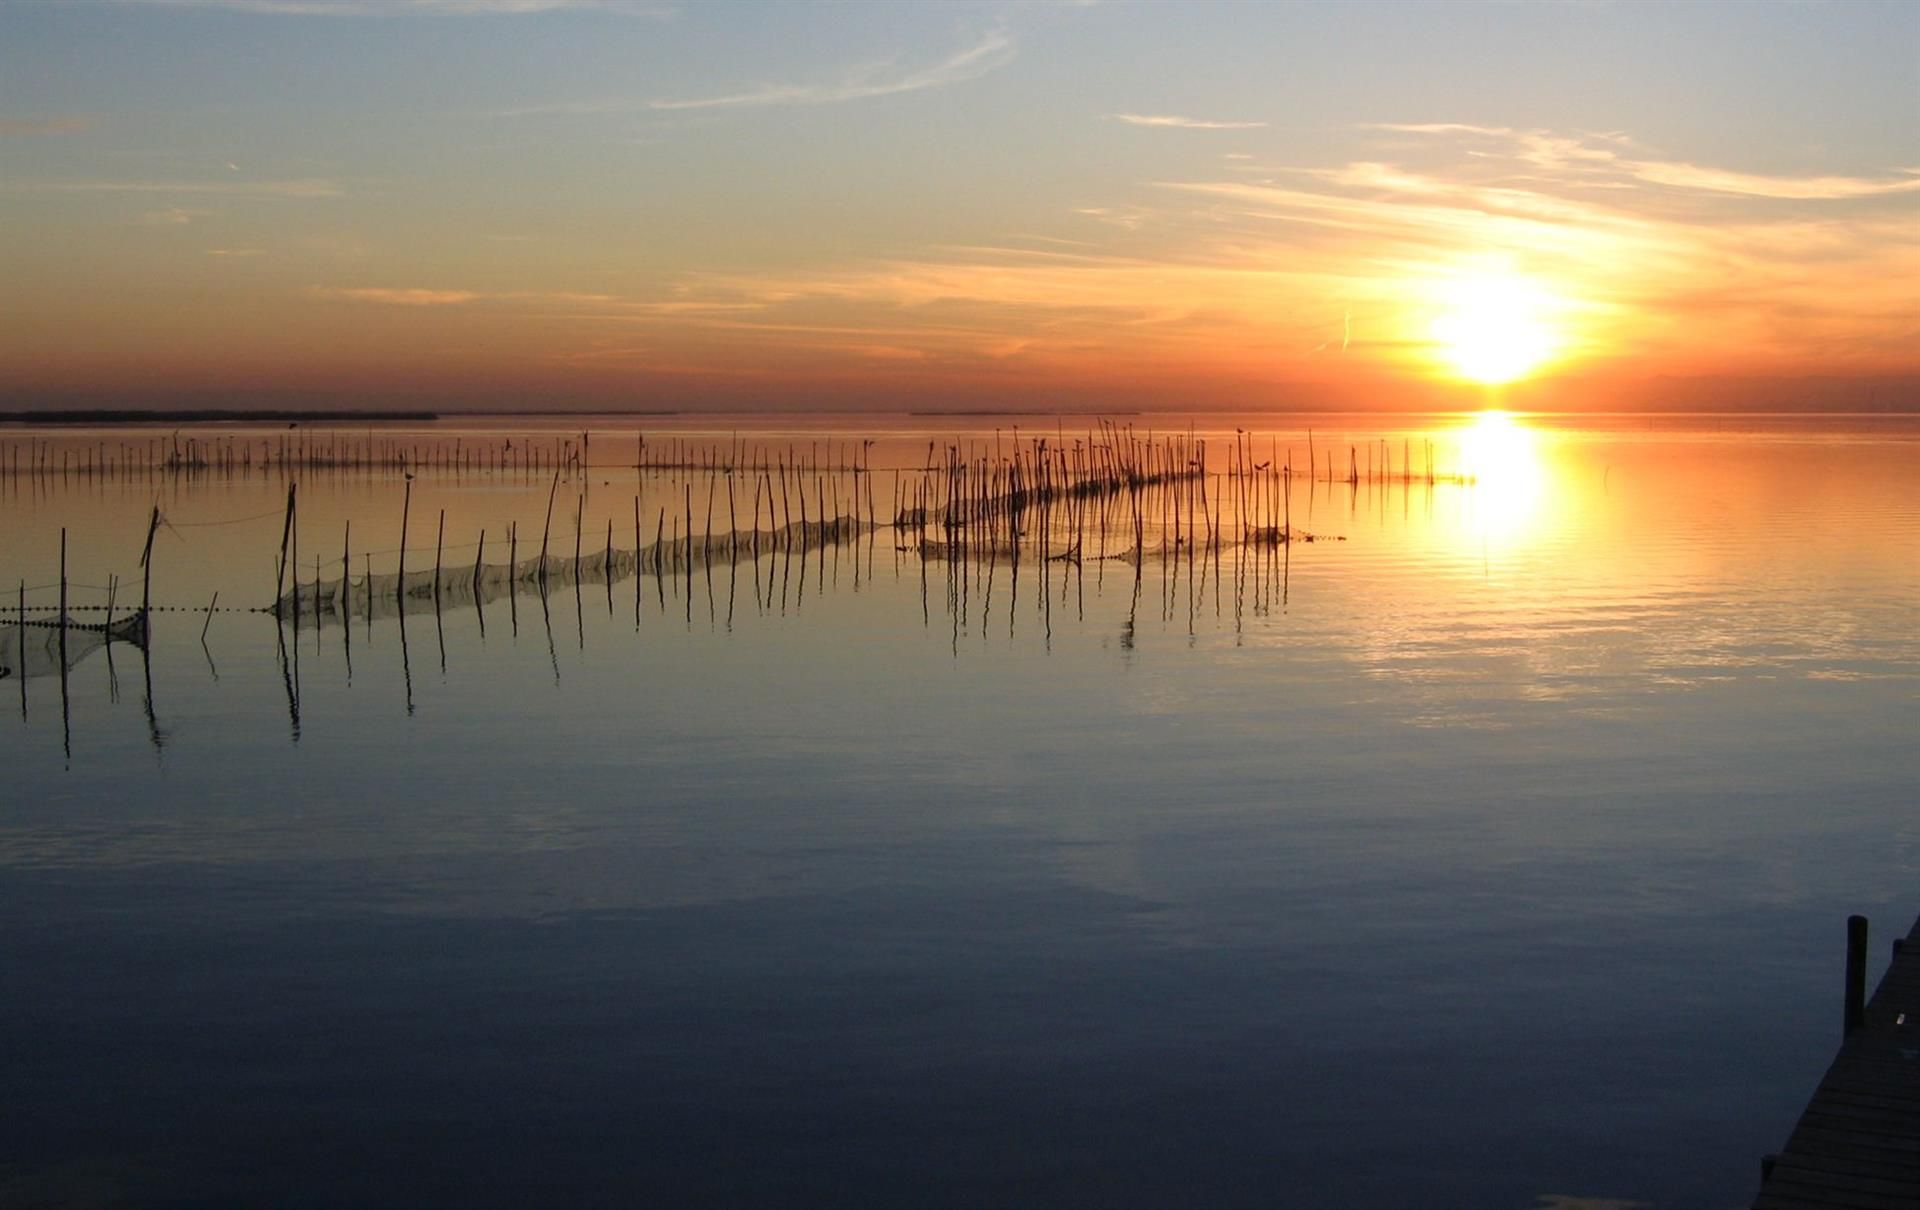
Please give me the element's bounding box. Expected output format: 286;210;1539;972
1452;410;1550;552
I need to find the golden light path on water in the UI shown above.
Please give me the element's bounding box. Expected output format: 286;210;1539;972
1448;409;1551;554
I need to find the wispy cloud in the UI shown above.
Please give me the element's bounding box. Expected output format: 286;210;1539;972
1625;160;1920;200
0;116;93;137
311;287;480;306
310;286;631;307
1364;122;1512;138
263;120;1920;389
1374;122;1920;201
562;124;1918;380
5;178;342;198
120;1;673;16
206;248;266;257
135;207;211;226
502;27;1013;117
1110;113;1266;130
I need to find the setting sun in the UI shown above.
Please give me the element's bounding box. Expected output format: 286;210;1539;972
1430;271;1560;385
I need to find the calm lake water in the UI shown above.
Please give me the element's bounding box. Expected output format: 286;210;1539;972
3;411;1917;1209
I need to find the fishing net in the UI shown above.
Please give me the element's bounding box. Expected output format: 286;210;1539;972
0;615;146;681
273;516;877;624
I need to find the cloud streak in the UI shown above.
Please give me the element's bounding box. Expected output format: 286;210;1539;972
119;1;672;16
310;286;643;307
136;207;211;225
1110;113;1266;130
0;116;93;136
312;287;480;306
650;28;1012;111
1364;122;1512;138
1624;160;1920;200
1374;122;1920;201
5;178;342;198
544;124;1917;381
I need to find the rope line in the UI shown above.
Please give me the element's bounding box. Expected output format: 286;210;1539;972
5;581;119;596
166;508;286;528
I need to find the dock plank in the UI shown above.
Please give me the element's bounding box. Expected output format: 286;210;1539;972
1754;914;1920;1208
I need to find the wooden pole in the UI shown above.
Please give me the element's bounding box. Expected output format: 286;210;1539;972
274;484;295;615
727;472;738;560
57;529;70;761
1846;914;1869;1038
139;505;160;619
397;476;412;601
16;578;25;716
290;485;300;630
704;474;716;566
538;469;559;583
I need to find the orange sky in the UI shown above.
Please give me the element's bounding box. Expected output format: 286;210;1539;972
2;2;1916;412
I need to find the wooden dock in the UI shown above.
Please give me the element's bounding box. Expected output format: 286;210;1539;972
1754;913;1920;1208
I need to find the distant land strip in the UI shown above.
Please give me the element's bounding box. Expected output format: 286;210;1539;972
0;409;442;425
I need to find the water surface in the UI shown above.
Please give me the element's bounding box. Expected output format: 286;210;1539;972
3;412;1918;1209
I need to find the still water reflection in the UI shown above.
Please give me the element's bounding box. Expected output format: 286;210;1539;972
2;413;1917;1208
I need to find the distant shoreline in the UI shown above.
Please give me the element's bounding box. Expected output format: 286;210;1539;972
2;405;1915;427
0;409;442;426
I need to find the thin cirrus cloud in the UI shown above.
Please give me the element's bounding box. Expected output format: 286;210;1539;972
0;116;93;136
136;207;212;225
545;124;1917;378
503;27;1013;116
280;122;1917;381
117;1;673;16
650;27;1013;110
1365;122;1514;137
309;286;631;307
311;287;481;307
4;178;342;198
1371;122;1920;201
1624;161;1920;201
1109;114;1267;130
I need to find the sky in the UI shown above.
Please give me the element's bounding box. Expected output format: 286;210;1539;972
1;0;1916;413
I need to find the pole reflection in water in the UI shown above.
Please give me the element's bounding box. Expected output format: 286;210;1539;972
7;471;1378;743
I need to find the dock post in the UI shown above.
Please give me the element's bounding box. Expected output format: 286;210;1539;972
139;505;160;620
397;476;412;602
274;483;295;617
1845;914;1869;1038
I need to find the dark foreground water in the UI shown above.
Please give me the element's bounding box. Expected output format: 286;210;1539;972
3;413;1917;1208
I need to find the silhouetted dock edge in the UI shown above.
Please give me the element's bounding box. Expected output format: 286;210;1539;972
1754;913;1920;1208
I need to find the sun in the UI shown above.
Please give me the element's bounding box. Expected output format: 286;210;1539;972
1429;270;1559;385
